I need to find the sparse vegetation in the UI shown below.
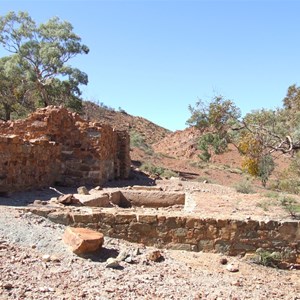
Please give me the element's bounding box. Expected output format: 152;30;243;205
195;176;213;183
254;249;282;268
279;195;300;219
235;178;255;194
118;107;127;114
256;200;273;211
258;191;300;218
155;152;176;159
140;162;178;179
130;130;154;155
263;191;280;199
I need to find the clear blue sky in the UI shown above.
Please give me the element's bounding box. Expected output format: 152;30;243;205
1;0;300;131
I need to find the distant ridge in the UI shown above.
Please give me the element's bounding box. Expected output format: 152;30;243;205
82;101;171;145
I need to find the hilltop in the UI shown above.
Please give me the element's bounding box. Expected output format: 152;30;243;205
83;101;170;145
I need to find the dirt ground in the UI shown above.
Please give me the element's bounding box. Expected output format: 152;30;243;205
0;179;299;300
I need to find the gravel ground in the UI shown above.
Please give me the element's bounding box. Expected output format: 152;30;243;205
0;205;299;300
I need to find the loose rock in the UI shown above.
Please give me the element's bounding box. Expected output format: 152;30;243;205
106;257;120;268
77;186;90;195
62;227;104;254
226;263;239;272
147;250;164;262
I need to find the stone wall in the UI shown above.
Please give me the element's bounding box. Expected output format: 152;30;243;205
0;135;61;193
0;107;131;192
29;207;300;263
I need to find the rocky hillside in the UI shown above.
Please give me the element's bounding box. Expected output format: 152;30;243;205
82;101;171;145
153;127;201;159
82;101;291;187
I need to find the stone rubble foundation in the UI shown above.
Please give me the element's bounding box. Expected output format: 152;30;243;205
0;106;131;193
25;201;300;264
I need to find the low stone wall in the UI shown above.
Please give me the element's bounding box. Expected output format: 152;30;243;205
0;107;131;192
28;207;300;263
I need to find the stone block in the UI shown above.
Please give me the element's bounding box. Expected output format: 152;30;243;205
121;190;185;207
115;213;136;224
166;243;192;251
108;191;122;206
47;211;72;225
131;185;162;191
129;222;156;237
71;212;97;224
198;239;214;252
75;193;110;207
138;214;157;224
62;227;104;254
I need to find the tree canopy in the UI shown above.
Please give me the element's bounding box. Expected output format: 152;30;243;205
187;86;300;186
0;11;89;120
187;96;241;162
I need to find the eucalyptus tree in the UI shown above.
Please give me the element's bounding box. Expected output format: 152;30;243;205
187;94;293;186
0;55;31;120
186;96;241;162
0;11;89;112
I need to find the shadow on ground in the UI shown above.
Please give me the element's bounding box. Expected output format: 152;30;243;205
79;247;120;263
0;186;78;207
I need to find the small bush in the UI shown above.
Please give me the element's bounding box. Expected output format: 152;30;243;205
161;169;178;179
263;191;280;199
130;130;153;155
235;178;254;194
256;200;272;211
228;168;243;174
279;195;300;219
273;160;300;194
140;163;178;179
257;154;275;187
189;161;208;169
277;177;300;195
198;151;211;162
254;249;281;268
195;176;214;184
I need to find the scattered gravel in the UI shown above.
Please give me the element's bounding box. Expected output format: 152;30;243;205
0;205;299;299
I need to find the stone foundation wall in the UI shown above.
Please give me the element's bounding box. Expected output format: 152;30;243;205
0;107;131;192
30;207;300;263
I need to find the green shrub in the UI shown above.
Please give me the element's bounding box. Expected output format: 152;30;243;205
195;176;211;183
263;191;280;199
235;178;254;194
130;130;153;155
279;195;300;218
257;154;275;187
198;151;211;162
273;155;300;194
254;249;281;268
256;200;272;211
277;177;300;195
161;169;178;179
140;163;178;179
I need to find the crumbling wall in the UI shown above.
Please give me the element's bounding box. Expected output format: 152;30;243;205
0;135;61;193
0;106;131;192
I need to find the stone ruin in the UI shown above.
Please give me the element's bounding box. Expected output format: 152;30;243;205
0;106;131;194
0;106;299;266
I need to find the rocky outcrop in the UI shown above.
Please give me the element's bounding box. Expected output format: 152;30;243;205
0;106;131;193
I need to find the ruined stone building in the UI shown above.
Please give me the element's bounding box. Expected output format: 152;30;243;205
0;106;131;193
